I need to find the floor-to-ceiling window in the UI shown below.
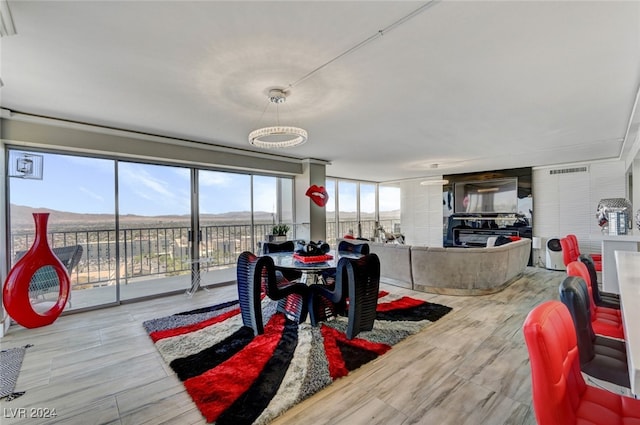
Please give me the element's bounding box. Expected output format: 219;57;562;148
199;169;252;258
325;179;337;244
359;183;377;239
325;179;385;243
6;147;295;311
118;161;192;300
7;150;118;310
378;183;401;239
278;177;294;233
337;180;357;239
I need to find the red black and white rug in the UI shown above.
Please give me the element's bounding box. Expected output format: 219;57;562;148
143;291;452;424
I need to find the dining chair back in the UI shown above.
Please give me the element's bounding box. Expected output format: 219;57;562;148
308;253;380;339
566;261;624;339
261;240;302;281
236;251;309;336
578;254;620;309
523;300;640;425
559;237;578;267
262;241;296;253
559;276;630;391
337;240;370;255
236;251;265;335
567;234;602;262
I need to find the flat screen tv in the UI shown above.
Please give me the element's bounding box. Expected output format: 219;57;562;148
454;178;518;213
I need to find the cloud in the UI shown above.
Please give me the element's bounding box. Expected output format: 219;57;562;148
78;186;105;202
121;166;174;199
199;171;233;186
118;164;191;214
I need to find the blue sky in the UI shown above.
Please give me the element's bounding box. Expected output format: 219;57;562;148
10;151;399;216
11;152;270;215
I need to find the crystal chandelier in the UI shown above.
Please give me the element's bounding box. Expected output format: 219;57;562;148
248;89;308;149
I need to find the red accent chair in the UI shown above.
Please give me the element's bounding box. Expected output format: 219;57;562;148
522;300;640;425
566;261;624;340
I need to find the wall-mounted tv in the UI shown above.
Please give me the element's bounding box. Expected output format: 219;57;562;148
454;178;518;213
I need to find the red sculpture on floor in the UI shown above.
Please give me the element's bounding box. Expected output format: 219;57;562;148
3;213;70;328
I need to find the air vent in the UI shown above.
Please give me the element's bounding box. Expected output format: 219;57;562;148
549;166;588;175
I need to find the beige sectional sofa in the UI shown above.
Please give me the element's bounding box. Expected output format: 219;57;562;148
366;238;531;295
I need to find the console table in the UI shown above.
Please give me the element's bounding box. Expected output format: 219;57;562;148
601;234;640;294
613;250;640;397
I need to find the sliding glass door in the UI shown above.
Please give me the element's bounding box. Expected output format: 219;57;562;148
7;150;118;310
118;161;193;300
6;148;297;310
197;170;251;287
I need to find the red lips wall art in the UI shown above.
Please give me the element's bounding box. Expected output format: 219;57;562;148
305;185;329;207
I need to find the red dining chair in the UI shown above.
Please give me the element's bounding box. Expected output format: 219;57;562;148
566;261;624;340
567;234;602;264
559;237;579;268
523;300;640;425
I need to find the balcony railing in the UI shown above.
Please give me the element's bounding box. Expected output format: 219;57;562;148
9;219;399;290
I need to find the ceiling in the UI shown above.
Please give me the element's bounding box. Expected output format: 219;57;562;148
1;1;639;182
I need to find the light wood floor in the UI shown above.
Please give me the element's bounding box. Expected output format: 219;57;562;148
0;266;565;425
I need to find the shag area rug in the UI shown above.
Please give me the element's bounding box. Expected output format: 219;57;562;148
1;344;32;401
143;291;452;424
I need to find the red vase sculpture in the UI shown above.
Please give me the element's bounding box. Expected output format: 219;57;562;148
3;213;70;328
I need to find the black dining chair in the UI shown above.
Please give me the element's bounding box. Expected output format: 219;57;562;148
262;240;296;254
322;240;370;284
308;253;380;339
559;275;630;394
578;254;620;309
236;251;309;336
261;240;302;281
337;240;370;255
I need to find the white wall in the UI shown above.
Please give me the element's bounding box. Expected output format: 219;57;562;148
294;160;327;241
532;159;627;260
400;179;445;247
398;160;628;259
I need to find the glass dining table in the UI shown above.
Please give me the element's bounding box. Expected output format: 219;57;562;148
262;250;363;285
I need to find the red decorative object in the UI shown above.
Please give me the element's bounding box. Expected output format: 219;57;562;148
293;253;333;263
305;184;329;207
3;213;70;328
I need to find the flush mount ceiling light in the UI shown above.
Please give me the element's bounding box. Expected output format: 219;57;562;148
248;89;308;149
477;187;500;193
420;178;449;186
